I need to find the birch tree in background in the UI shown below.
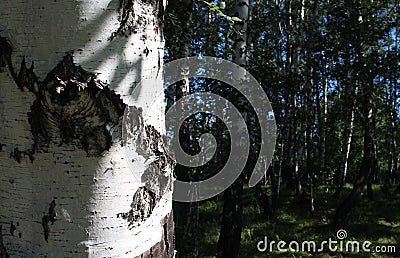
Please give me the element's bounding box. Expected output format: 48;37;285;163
0;0;174;257
217;0;249;257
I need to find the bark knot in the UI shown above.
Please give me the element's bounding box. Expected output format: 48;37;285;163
15;53;125;156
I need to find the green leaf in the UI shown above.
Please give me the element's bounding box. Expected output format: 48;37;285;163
202;1;213;6
231;16;242;22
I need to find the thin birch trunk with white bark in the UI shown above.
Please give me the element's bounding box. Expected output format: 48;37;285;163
334;86;357;197
0;0;174;257
217;0;249;257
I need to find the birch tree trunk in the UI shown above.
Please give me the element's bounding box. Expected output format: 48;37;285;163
0;0;175;257
217;1;249;257
333;87;356;197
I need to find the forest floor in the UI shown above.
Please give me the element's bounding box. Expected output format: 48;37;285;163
174;184;400;257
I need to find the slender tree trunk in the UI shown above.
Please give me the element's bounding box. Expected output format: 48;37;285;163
294;114;305;196
253;164;272;218
281;97;296;188
270;0;284;213
305;64;315;215
394;28;400;193
0;1;175;257
269;134;284;219
319;64;328;183
285;0;304;196
333;87;357;197
217;0;249;257
386;77;398;187
334;80;375;228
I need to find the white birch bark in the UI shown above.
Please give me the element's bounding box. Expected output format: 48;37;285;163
0;0;173;257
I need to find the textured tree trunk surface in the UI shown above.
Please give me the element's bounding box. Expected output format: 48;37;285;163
0;0;174;257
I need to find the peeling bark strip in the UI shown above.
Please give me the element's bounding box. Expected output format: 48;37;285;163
41;200;56;243
122;106;175;224
0;226;9;258
124;106;175;188
134;212;174;258
141;125;174;196
119;123;174;224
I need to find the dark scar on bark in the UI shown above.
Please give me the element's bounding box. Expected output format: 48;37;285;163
118;106;175;226
0;36;126;157
117;186;157;227
41;200;56;243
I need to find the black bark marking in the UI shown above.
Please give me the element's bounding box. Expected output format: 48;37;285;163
9;148;22;163
16;58;39;93
0;226;10;258
41;200;56;243
122;106;175;224
28;53;125;156
120;106;175;226
123;106;175;190
141;125;174;197
0;36;125;157
143;47;150;57
117;187;157;227
0;37;13;73
9;222;16;236
9;148;34;164
103;167;113;174
0;144;6;152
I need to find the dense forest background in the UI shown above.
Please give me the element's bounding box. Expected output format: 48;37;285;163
163;0;399;257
